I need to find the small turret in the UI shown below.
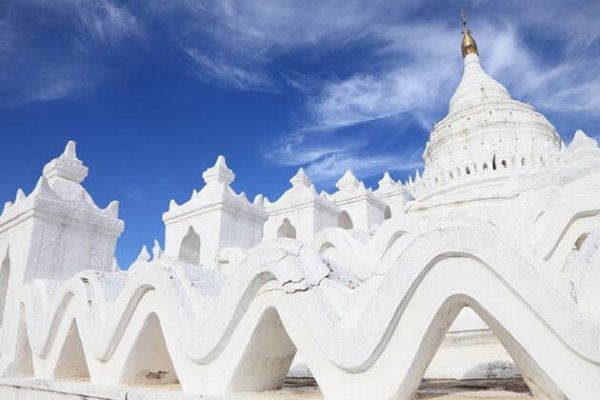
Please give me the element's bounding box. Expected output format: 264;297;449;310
163;155;268;268
0;140;124;284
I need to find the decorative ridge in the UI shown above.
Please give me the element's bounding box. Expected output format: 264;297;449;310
6;224;600;399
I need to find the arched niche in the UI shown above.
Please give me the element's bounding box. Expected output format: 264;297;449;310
178;226;201;266
338;211;353;230
277;218;297;239
319;243;343;265
383;206;392;220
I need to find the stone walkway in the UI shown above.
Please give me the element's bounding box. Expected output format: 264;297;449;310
266;378;534;399
0;377;535;399
417;378;532;399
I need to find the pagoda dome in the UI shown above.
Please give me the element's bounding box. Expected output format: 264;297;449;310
411;13;562;202
448;54;512;115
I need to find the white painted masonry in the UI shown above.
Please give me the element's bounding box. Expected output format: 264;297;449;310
1;23;600;400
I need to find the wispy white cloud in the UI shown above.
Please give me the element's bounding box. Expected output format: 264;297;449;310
306;56;458;131
257;21;461;181
183;47;277;92
305;19;598;138
0;0;141;104
263;134;367;166
31;0;141;45
148;0;419;91
157;0;394;52
122;187;147;203
27;74;91;102
4;0;600;184
481;25;600;115
305;151;421;183
257;1;600;183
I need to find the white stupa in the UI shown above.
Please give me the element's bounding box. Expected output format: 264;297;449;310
411;15;562;204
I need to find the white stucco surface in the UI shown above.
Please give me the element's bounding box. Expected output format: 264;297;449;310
0;25;599;400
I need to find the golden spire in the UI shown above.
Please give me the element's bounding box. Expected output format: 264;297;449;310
460;8;479;57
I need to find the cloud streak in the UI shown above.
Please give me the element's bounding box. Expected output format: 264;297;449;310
183;47;277;92
0;0;141;104
252;1;600;183
304;151;421;183
3;0;600;184
30;0;141;45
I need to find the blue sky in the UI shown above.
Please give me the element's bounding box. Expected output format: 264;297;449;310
1;0;599;266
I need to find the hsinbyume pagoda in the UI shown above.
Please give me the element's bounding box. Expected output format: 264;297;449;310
0;12;600;400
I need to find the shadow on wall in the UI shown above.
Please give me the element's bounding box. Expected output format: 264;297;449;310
179;227;201;265
120;313;179;386
277;219;297;239
338;211;353;230
384;206;392;220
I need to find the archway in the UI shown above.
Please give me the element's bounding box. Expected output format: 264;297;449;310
383;206;392;220
54;320;90;380
230;307;297;391
179;226;201;265
417;299;562;400
424;308;518;380
119;313;179;385
4;305;34;376
338;211;353;230
277;218;297;239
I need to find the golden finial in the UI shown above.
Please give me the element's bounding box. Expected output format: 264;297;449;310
460;8;479;57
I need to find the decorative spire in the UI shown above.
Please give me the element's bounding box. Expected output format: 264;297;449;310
136;245;150;263
290;168;312;188
42;140;89;184
377;171;395;189
460;9;479;58
14;188;26;204
202;155;235;185
336;170;361;191
152;239;162;260
253;194;265;207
